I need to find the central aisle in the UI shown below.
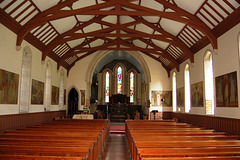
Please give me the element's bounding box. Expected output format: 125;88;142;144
102;134;130;160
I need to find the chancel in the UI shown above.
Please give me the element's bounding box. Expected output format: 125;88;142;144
0;0;240;159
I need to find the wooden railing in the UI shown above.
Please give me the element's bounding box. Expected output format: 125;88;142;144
0;110;66;133
163;112;240;136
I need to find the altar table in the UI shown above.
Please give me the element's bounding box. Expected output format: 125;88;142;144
72;114;94;119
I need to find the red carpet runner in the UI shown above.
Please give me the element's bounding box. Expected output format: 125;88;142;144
110;123;125;134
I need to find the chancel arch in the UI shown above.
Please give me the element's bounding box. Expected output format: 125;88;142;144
85;51;151;121
86;51;151;108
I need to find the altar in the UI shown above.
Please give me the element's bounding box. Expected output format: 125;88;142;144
72;114;94;119
97;94;142;122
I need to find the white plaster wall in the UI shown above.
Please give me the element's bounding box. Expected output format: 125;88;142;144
67;53;97;109
0;24;67;115
140;54;172;112
170;23;240;119
1;21;239;118
213;23;240;119
67;51;172;112
141;54;171;91
0;24;22;115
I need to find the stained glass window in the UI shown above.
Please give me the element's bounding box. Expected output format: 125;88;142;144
130;72;134;103
105;72;109;102
117;67;122;94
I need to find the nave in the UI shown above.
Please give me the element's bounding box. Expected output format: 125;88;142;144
1;119;240;160
102;134;130;160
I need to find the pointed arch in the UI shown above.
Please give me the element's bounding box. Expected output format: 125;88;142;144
59;69;65;110
102;69;113;104
85;50;151;106
85;50;151;84
204;50;215;115
19;46;32;113
44;61;52;111
238;32;240;63
184;63;191;113
67;86;79;117
127;69;138;104
113;63;126;95
117;66;122;94
172;71;177;112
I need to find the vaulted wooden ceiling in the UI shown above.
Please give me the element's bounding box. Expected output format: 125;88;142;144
0;0;240;76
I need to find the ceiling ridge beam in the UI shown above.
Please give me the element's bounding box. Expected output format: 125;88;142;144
128;15;194;63
16;0;217;51
120;0;217;50
119;40;180;71
58;38;125;68
16;0;116;47
42;24;116;61
141;51;170;77
66;50;97;76
57;37;99;69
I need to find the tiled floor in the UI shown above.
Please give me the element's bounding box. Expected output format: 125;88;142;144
102;134;130;160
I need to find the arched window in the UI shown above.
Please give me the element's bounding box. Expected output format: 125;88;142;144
204;51;215;115
44;61;52;111
59;70;64;110
105;71;110;103
19;46;32;113
238;33;240;62
184;64;191;113
130;72;134;103
117;66;122;94
172;72;177;112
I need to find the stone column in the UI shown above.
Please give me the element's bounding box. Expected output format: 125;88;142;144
97;73;102;105
86;82;91;107
19;48;32;113
137;74;142;105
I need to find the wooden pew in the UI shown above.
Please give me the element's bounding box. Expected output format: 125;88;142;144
0;119;110;160
137;147;240;158
132;135;239;141
0;155;85;160
141;156;240;160
0;145;90;158
125;120;240;160
134;140;240;148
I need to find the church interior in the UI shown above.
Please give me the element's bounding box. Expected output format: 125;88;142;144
0;0;240;159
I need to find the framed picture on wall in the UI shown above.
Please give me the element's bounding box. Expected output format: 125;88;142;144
215;71;238;107
31;79;44;104
191;81;203;107
80;90;85;105
177;87;184;107
52;85;59;105
0;69;19;104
